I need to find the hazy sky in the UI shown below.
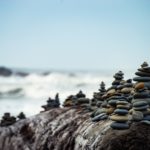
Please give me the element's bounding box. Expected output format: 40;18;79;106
0;0;150;70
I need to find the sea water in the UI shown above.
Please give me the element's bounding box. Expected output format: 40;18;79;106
0;70;134;117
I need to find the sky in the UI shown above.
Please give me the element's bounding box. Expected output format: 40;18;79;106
0;0;150;71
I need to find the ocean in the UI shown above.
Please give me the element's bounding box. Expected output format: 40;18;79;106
0;69;134;117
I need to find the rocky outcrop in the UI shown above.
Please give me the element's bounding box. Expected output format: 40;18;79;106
0;67;12;77
0;108;150;150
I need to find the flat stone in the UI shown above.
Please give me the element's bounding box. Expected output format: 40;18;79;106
133;105;149;111
141;120;150;125
92;113;108;122
108;99;118;106
110;122;129;129
116;101;128;105
107;89;116;95
110;115;129;122
132;111;143;121
133;101;148;107
121;88;133;94
135;71;150;77
117;105;130;110
105;107;115;114
138;68;150;73
133;77;150;82
134;92;150;99
114;109;128;115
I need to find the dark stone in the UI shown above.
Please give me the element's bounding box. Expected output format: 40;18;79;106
133;77;150;82
0;112;16;126
92;113;108;122
143;115;150;121
134;92;150;99
135;71;150;77
108;99;118;106
17;112;26;120
133;101;148;107
132;111;144;121
133;105;149;111
42;93;60;111
76;90;86;98
0;67;12;77
114;109;128;115
138;68;150;73
110;122;129;130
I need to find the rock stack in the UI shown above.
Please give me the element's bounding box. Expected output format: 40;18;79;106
17;112;26;120
63;95;75;107
110;101;130;129
93;81;106;107
42;93;60;111
131;62;150;122
0;113;16;127
63;91;89;108
75;90;90;107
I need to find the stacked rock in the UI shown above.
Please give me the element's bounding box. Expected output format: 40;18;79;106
110;101;130;129
0;113;16;127
63;90;89;108
75;90;90;107
104;71;125;114
117;79;134;103
93;81;106;107
42;93;60;111
91;71;125;122
17;112;26;120
131;62;150;122
63;95;75;107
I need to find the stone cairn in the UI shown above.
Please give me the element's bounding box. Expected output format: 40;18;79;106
93;81;106;107
17;112;26;120
91;71;125;122
0;113;16;127
131;62;150;123
110;100;130;129
63;90;89;108
42;93;60;111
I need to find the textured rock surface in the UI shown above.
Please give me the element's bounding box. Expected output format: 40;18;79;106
0;108;150;150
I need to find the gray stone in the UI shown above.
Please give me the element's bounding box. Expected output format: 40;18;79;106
132;111;143;121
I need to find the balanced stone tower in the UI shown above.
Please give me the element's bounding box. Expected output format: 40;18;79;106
93;81;106;107
110;100;130;129
131;62;150;122
42;93;60;111
0;113;16;127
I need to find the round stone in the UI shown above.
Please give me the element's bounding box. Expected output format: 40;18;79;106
132;111;143;121
135;82;145;90
133;105;149;111
114;109;128;115
110;122;129;130
110;115;129;122
133;101;148;107
133;77;150;82
138;68;150;73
